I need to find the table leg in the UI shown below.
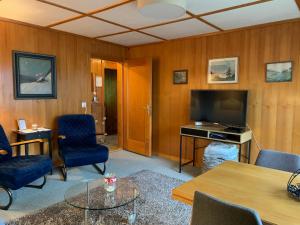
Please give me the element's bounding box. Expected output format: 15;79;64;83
193;137;196;166
179;135;183;173
48;137;53;174
40;141;44;155
48;137;53;159
16;135;21;156
247;140;252;164
128;190;137;225
238;144;241;162
25;144;29;156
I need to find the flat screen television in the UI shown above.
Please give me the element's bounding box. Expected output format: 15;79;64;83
190;90;248;128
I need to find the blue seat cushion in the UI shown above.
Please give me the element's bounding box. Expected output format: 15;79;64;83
61;144;109;167
0;155;52;190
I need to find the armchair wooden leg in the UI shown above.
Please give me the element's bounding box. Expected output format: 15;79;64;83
25;176;47;189
0;186;13;210
93;163;106;175
61;164;67;181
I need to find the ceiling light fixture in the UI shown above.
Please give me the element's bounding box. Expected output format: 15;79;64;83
137;0;186;20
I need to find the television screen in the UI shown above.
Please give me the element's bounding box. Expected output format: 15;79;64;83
190;90;248;127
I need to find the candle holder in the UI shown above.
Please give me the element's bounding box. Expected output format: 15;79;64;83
104;173;117;192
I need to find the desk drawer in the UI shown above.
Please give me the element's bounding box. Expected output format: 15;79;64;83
181;128;208;138
20;131;51;140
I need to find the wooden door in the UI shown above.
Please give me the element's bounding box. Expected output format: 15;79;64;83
124;58;152;156
104;68;118;135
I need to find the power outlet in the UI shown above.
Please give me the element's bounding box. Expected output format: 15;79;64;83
81;101;87;108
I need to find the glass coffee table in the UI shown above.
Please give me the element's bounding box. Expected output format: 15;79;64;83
65;178;140;225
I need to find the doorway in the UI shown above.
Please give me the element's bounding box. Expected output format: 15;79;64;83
91;59;122;150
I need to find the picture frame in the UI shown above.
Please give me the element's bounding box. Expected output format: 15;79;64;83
13;51;57;99
265;61;292;83
173;70;188;84
17;119;27;130
208;57;238;84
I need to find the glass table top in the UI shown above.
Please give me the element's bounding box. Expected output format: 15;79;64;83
64;178;140;210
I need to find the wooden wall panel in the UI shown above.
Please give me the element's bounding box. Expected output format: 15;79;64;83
128;20;300;164
0;20;126;162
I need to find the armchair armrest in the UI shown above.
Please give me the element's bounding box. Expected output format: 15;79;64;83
0;149;8;155
10;139;43;147
58;135;66;139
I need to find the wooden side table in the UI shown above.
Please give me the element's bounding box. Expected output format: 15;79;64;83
14;130;53;159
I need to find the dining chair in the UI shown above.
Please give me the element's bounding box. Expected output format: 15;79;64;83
255;149;300;173
190;191;263;225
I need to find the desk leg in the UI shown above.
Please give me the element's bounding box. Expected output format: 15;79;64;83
238;144;241;162
25;144;29;156
193;138;196;166
179;135;183;173
48;137;53;175
247;140;252;164
40;142;44;155
16;135;21;156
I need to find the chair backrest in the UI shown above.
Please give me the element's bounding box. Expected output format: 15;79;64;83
58;114;97;148
190;191;263;225
255;149;300;173
0;125;12;162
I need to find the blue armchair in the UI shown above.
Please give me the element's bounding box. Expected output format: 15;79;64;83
58;114;109;181
0;125;52;210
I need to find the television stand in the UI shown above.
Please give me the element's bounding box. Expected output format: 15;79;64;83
179;124;252;173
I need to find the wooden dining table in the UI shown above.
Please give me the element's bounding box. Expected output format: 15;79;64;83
172;161;300;225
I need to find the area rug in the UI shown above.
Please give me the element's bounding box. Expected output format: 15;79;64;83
7;170;191;225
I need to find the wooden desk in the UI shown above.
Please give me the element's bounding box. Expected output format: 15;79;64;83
172;161;300;225
14;130;53;159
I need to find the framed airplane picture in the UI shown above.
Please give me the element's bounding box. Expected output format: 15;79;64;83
13;51;57;99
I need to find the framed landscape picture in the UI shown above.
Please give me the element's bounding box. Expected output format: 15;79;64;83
13;51;57;99
266;61;292;83
208;57;238;84
173;70;188;84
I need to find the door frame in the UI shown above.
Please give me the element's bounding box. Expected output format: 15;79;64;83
90;56;125;149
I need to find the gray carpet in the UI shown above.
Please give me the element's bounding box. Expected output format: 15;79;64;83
7;170;191;225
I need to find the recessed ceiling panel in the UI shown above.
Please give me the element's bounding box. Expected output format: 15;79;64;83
94;2;189;29
0;0;79;26
142;19;217;40
45;0;123;13
187;0;257;15
203;0;300;30
53;17;128;38
99;31;160;46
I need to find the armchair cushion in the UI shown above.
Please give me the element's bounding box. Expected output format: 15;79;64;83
0;126;12;162
61;144;109;167
0;155;52;190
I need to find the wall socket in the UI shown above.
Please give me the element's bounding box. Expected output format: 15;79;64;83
81;101;87;108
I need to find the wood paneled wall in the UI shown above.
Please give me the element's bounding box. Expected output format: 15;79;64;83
0;20;126;161
128;20;300;164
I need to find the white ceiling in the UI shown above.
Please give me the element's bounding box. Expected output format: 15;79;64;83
0;0;299;46
142;19;217;40
203;0;300;30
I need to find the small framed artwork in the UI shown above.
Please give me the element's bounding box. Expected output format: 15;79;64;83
173;70;188;84
17;119;27;130
208;57;238;84
266;61;292;83
13;51;57;99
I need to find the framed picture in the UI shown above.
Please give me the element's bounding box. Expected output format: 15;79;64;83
208;57;238;84
13;51;57;99
173;70;188;84
17;119;27;130
266;61;292;83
